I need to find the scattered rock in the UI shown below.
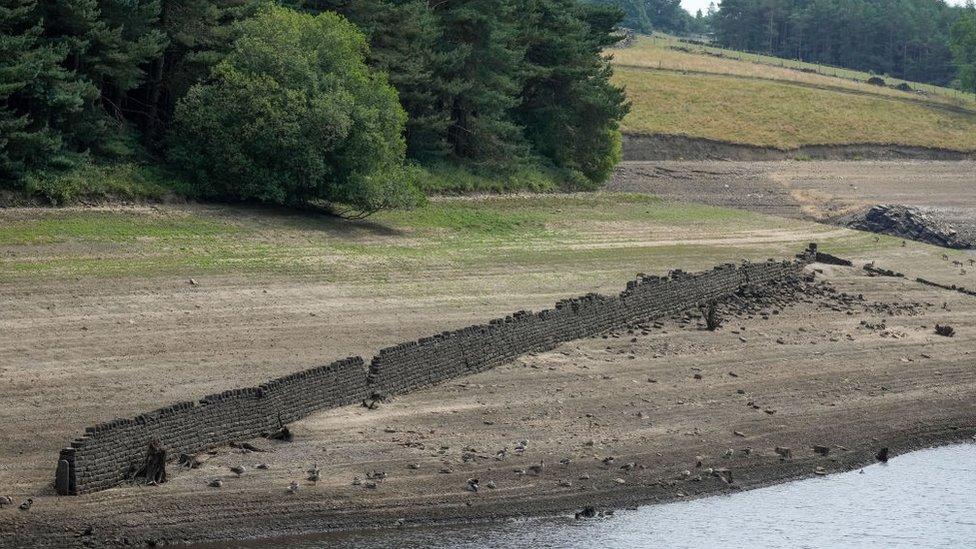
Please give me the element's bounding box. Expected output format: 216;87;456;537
812;445;830;456
575;506;598;519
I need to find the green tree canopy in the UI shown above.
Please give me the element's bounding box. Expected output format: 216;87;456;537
516;0;629;185
950;1;976;95
713;0;965;86
0;0;93;180
169;4;419;214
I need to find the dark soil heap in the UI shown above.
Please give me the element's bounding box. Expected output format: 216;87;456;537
847;205;973;249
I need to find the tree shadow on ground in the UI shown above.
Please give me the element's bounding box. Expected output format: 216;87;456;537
208;201;406;238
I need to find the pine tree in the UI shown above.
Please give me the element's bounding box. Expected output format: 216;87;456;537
37;0;166;153
951;1;976;96
516;0;628;184
349;0;452;160
435;0;528;165
133;0;258;144
0;0;89;180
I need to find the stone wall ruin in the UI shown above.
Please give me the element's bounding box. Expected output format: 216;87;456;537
55;249;816;495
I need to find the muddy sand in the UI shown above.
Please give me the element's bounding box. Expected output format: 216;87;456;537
610;160;976;245
2;246;975;547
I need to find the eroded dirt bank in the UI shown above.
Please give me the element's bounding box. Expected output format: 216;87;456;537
622;134;976;162
610;160;976;248
2;254;975;547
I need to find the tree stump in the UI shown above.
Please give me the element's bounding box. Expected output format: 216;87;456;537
268;424;293;442
704;301;722;331
267;413;294;442
136;439;167;485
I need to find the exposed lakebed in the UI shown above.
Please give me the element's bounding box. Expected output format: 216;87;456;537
211;443;976;549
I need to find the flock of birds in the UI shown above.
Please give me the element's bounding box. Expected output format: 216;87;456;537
883;235;974;274
0;495;31;511
207;463;320;494
2;462;321;514
943;253;975;275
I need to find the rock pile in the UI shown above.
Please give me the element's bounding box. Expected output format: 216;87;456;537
848;205;972;249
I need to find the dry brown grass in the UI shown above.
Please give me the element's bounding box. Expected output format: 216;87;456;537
611;35;976;110
611;41;976;151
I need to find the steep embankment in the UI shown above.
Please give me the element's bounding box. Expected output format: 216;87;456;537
610;35;976;158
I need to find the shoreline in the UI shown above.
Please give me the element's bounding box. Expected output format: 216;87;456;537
186;428;976;548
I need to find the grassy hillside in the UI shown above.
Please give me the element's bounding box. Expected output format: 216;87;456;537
611;35;976;151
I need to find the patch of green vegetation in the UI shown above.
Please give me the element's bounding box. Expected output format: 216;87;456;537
416;162;563;194
377;200;549;235
21;162;193;206
0;211;237;245
814;231;902;257
0;194;855;282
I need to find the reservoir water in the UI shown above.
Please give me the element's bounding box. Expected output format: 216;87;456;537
219;444;976;549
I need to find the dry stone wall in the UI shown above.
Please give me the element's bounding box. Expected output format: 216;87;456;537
56;249;815;495
56;357;366;495
367;259;804;394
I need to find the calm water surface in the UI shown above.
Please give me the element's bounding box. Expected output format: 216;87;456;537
219;444;976;549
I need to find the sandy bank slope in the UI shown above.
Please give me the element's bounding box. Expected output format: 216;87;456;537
2;255;975;547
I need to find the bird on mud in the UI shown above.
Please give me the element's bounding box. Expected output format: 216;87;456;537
876;447;890;463
0;495;12;508
208;479;223;488
19;498;32;511
288;481;300;494
307;464;320;482
230;465;246;477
